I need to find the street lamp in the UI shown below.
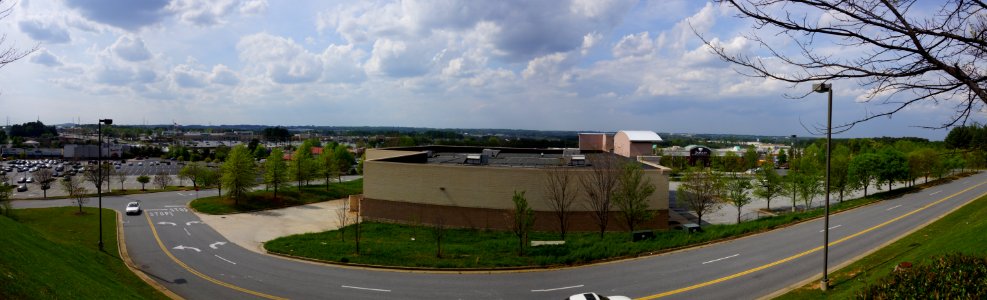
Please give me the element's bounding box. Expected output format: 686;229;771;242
812;83;833;291
98;118;112;251
790;134;796;213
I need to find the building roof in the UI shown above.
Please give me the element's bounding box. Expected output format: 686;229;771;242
619;130;663;142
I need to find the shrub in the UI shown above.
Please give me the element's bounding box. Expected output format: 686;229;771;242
857;254;987;299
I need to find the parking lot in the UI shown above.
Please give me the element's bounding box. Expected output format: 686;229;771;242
2;158;185;198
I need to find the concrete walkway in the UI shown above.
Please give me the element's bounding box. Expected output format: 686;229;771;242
195;199;351;253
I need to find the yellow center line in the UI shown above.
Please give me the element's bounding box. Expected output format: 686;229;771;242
638;180;987;299
144;214;288;300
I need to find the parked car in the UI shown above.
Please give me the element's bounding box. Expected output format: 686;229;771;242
17;177;26;183
125;202;142;215
25;177;34;183
16;184;27;192
567;293;631;300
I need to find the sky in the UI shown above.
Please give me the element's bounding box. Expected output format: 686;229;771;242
0;0;982;140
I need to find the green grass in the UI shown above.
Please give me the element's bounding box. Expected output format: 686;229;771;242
776;195;987;299
264;175;972;269
0;207;167;299
191;179;363;214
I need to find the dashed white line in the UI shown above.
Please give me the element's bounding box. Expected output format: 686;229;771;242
886;205;902;211
214;255;237;265
184;228;191;236
819;225;842;233
341;285;391;292
702;254;740;265
929;190;942;196
531;284;584;292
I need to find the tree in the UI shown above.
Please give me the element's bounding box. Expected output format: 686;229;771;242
335;198;350;241
153;171;172;190
319;145;339;190
723;173;753;224
289;145;315;193
877;148;910;191
506;190;535;256
0;174;12;216
789;156;823;211
84;163;112;192
777;149;788;166
678;167;724;228
114;168;127;191
613;162;656;232
743;146;759;171
849;153;882;197
828;145;852;202
265;149;288;201
33;168;54;199
199;166;223;197
62;176;88;214
753;161;784;210
702;0;987;129
333;146;355;182
222;145;256;205
580;154;621;237
179;162;205;190
136;175;150;191
431;216;446;258
544;165;578;239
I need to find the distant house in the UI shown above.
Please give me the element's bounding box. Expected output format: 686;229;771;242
283;147;324;160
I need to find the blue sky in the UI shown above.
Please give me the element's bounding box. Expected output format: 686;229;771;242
0;0;981;140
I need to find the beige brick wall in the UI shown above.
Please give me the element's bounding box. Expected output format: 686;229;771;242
364;158;669;212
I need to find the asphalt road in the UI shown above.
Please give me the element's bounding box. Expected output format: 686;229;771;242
13;171;987;299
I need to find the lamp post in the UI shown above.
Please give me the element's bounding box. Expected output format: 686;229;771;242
812;83;833;291
97;118;112;251
790;134;796;212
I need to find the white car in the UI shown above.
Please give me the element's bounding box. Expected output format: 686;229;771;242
567;293;631;300
125;202;142;215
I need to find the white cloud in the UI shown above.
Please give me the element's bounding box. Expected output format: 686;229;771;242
29;49;64;67
612;32;654;58
209;64;240;85
18;17;71;43
237;33;323;84
63;0;171;31
171;62;209;88
239;0;267;15
111;36;152;62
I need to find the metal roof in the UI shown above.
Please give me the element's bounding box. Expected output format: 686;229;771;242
619;130;663;142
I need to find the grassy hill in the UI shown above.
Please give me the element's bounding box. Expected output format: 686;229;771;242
0;207;166;299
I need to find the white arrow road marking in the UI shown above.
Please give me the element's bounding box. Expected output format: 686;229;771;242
341;285;391;292
214;255;236;265
177;193;186;196
172;245;201;252
184;228;191;236
819;225;842;233
531;284;584;292
929;190;942;196
886;205;902;211
157;222;177;226
702;254;740;265
209;242;227;249
186;221;201;226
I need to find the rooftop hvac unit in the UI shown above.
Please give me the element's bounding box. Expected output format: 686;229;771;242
465;154;485;165
570;154;586;166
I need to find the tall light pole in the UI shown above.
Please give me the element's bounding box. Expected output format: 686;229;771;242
790;134;796;212
97;118;112;251
812;83;833;291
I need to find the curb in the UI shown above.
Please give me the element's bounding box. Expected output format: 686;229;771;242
116;211;184;300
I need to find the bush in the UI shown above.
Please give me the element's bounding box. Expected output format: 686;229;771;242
857;254;987;299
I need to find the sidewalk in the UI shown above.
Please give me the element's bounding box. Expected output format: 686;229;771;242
194;199;351;253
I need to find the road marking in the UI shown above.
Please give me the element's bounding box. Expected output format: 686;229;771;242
173;245;201;252
886;205;902;211
145;214;286;300
702;254;740;265
341;285;391;292
147;208;170;211
210;242;227;249
819;225;842;233
157;222;177;226
639;180;987;299
184;228;191;236
177;193;186;196
164;205;184;208
929;190;942;196
186;221;201;226
215;255;237;265
532;284;584;292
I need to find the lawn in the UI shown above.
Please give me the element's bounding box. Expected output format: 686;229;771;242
777;193;987;299
191;178;363;214
264;175;972;269
0;207;167;299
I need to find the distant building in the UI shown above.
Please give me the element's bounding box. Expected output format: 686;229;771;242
613;130;663;158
